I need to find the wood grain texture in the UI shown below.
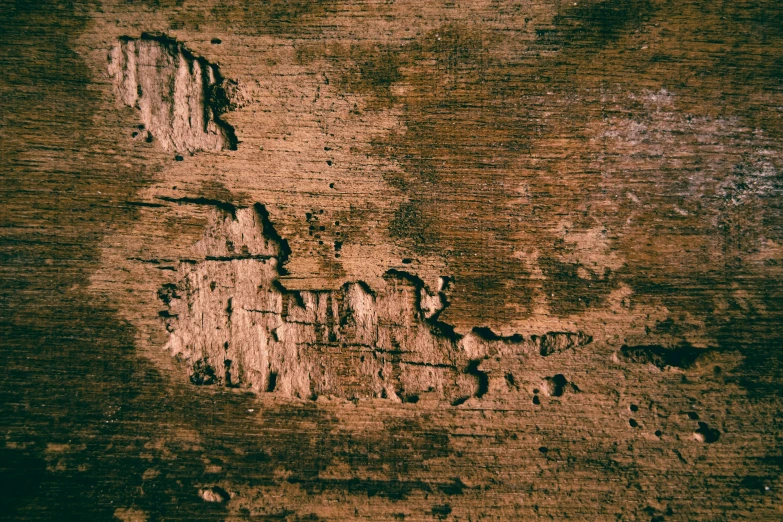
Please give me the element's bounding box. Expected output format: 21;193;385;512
2;0;782;520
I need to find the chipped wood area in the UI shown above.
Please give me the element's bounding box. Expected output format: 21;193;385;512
2;1;783;520
156;200;591;402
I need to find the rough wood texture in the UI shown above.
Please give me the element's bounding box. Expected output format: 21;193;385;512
2;0;783;520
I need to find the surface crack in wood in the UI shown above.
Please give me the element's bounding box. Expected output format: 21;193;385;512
157;200;592;403
108;33;237;153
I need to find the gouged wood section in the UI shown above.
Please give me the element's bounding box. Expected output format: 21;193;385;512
2;1;783;520
108;34;237;153
156;201;591;403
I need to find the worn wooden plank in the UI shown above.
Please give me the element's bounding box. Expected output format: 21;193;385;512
1;0;782;520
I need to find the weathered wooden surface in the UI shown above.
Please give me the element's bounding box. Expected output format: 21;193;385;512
2;0;783;520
